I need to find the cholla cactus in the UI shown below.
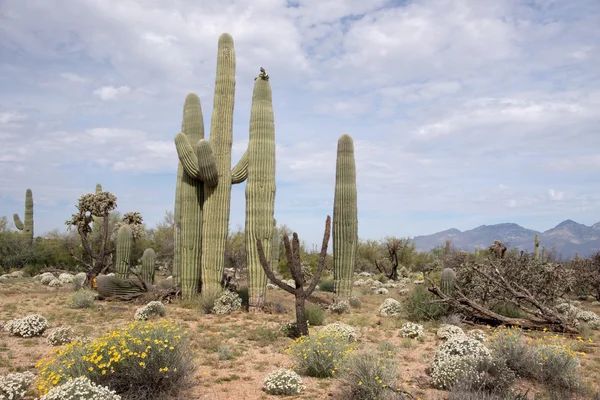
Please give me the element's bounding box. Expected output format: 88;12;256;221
4;314;49;337
212;291;242;315
262;369;305;396
39;376;121;400
379;298;402;317
0;371;35;400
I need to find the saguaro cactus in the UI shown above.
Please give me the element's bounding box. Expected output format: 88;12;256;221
13;188;34;244
245;68;276;310
140;248;156;284
441;268;456;295
534;234;540;260
333;134;358;303
271;219;280;274
115;224;133;279
174;33;248;299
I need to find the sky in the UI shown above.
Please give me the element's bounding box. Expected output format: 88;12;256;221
1;0;599;248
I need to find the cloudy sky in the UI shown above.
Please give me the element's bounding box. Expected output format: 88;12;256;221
1;0;599;247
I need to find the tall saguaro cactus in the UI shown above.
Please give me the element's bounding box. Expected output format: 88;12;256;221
140;248;156;284
246;69;276;310
174;33;248;299
332;134;358;303
534;234;540;261
13;188;34;244
115;224;133;279
271;219;280;275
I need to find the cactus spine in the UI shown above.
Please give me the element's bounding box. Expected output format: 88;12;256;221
13;188;34;244
441;268;456;295
245;70;276;310
174;33;248;298
333;134;358;302
140;248;156;284
534;234;540;260
115;224;133;279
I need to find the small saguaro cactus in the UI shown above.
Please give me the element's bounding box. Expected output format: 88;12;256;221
140;248;156;284
534;234;540;260
541;246;546;263
13;188;34;244
257;216;332;336
115;225;133;279
333;134;358;303
440;268;456;296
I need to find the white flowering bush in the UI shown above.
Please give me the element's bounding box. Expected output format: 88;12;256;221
0;371;35;400
399;322;425;340
467;329;487;342
47;326;75;346
430;336;491;389
374;287;388;295
58;273;74;284
40;274;55;285
262;368;305;396
267;283;279;290
329;300;350;314
134;301;166;321
212;291;242;315
436;324;465;340
320;322;357;342
48;279;62;288
39;376;121;400
379;298;402;317
4;314;49;337
353;279;367;286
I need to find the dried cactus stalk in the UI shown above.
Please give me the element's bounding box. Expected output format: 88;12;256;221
246;72;276;310
333;134;358;302
115;224;133;279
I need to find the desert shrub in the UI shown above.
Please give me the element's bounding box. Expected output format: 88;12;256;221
450;356;515;397
48;278;62;287
217;345;234;360
329;300;350;314
36;320;194;400
374;274;388;284
262;368;305;396
280;322;305;339
467;329;487;342
320;322;357;342
349;296;361;308
47;326;75;346
39;376;121;400
379;298;402;317
377;341;398;357
398;322;425;340
374;287;389;295
305;304;325;326
0;371;35;400
487;327;537;379
40;274;55;285
69;289;96;309
134;301;166;320
319;278;335;292
198;290;221;314
569;253;600;301
72;272;87;290
337;351;399;399
286;332;355;378
436;324;466;340
440;313;463;326
430;335;491;389
491;301;526;318
4;314;49;337
58;273;74;284
405;285;449;321
212;290;242;315
235;286;249;310
263;301;287;314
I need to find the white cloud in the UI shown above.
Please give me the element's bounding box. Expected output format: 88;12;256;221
60;72;88;84
93;85;132;101
0;111;27;127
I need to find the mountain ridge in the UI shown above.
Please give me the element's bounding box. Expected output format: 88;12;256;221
411;219;600;259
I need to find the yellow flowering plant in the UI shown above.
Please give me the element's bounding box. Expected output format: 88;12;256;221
35;320;194;399
286;332;355;378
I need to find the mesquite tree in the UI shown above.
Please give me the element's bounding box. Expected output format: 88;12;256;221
257;215;331;336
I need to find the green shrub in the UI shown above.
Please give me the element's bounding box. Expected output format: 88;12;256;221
349;296;361;308
318;278;335;292
491;301;526;319
69;289;96;309
236;287;249;310
305;304;325;326
404;285;449;321
337;351;399;399
36;320;194;400
286;332;355;378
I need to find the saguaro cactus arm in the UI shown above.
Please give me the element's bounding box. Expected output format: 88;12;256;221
13;214;24;230
174;133;218;186
231;150;249;184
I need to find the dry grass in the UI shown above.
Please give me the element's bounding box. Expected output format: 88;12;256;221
1;276;599;399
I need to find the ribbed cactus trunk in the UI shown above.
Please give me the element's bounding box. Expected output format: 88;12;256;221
174;94;205;299
115;224;133;279
245;73;276;310
534;234;540;260
441;268;456;295
541;246;546;263
13;188;34;244
333;134;358;303
140;248;156;284
271;220;280;275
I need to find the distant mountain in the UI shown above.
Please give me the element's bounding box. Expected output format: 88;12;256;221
411;220;600;259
